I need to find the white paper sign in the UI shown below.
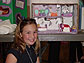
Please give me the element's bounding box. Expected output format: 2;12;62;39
16;1;24;9
81;7;84;29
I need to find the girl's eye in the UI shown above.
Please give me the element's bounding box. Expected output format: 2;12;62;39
27;32;30;34
34;31;37;33
25;31;37;34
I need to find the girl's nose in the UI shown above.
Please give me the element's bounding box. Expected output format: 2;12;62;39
30;33;34;38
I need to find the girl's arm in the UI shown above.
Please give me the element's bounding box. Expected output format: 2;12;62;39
36;57;40;63
5;54;17;63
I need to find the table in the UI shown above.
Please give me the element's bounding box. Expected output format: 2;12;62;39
0;32;84;42
38;32;84;41
0;33;14;42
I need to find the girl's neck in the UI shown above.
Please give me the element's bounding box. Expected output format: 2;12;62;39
26;44;30;48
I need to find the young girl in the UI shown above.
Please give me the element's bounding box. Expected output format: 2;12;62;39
5;18;40;63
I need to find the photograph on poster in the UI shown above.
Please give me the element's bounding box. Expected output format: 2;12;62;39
15;0;25;9
0;5;12;17
2;0;11;4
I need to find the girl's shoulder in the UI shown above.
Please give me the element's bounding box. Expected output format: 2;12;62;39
7;48;21;60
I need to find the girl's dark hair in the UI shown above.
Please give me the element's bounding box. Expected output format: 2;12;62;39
20;18;37;33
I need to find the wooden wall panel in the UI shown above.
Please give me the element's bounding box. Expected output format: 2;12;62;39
27;5;30;18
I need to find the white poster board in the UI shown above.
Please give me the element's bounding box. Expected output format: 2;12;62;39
81;7;84;29
31;0;78;4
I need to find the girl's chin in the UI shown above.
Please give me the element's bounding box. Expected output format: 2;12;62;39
26;41;35;45
30;43;34;45
29;42;35;45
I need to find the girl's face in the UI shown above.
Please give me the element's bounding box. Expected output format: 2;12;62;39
20;24;38;47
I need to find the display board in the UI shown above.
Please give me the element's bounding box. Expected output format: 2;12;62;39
0;0;27;24
31;3;79;34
